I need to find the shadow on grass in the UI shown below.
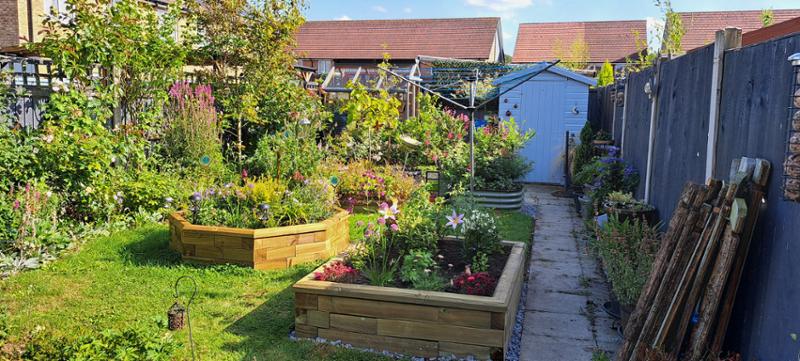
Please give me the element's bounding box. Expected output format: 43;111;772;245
117;227;184;267
220;266;315;361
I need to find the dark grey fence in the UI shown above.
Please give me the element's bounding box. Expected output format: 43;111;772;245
594;32;800;360
1;55;59;128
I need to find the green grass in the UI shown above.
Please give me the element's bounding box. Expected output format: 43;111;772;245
495;210;534;243
0;210;532;360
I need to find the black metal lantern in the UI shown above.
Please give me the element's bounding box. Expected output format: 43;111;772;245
784;53;800;201
168;302;186;330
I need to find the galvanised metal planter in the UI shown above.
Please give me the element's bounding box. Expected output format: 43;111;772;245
469;189;525;210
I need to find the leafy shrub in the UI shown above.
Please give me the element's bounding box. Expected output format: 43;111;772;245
593;214;660;305
114;169;183;215
250;129;324;183
0;182;69;276
162;82;222;170
0;127;38;193
392;189;444;253
333;82;401;163
452;271;496;296
474;154;532;191
400;249;445;291
313;261;359;283
188;177;337;228
21;325;177;361
603;191;654;212
572;123;595;182
393;94;470;168
323;160;418;207
575;153;639;205
460;208;502;262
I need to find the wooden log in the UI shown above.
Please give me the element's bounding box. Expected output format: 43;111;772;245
330;314;378;334
626;184;714;360
617;184;703;361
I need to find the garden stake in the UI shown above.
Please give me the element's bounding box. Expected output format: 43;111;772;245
173;276;198;361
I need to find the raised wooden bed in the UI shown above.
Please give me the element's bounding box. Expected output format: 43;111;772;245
292;241;527;361
168;209;350;270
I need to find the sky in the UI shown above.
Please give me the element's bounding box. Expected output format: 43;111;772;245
303;0;800;55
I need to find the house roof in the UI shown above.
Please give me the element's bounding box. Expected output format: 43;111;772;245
513;20;647;64
741;15;800;46
679;9;800;51
294;18;502;61
494;62;597;87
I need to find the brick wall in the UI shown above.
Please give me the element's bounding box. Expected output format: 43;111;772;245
0;0;20;49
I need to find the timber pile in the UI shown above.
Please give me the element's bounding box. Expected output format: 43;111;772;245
616;157;771;361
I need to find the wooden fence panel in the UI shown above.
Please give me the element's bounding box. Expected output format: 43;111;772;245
621;68;655;199
649;44;714;221
714;33;800;360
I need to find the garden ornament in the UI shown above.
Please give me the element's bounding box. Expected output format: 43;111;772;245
171;275;198;361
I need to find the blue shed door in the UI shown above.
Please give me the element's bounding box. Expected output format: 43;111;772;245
521;80;565;184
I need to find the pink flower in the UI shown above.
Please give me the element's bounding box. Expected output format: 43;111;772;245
13;200;20;210
377;217;386;225
241;169;249;179
390;223;399;232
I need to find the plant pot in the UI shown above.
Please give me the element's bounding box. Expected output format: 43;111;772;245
293;241;527;360
605;206;658;226
469;189;524;210
168;209;351;270
578;195;594;220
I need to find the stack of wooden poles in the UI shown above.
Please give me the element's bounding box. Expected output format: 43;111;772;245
616;157;771;361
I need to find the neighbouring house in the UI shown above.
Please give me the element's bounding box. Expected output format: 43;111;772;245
512;20;649;70
0;0;177;54
293;17;505;79
676;9;800;52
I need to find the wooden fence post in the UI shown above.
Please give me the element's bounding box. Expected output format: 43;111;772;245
644;57;663;203
705;27;742;181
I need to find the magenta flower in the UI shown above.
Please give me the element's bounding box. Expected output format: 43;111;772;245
390;223;399;232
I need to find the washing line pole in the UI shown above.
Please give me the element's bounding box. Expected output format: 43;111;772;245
468;68;478;192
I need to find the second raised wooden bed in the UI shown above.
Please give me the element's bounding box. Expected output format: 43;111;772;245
168;209;350;270
292;241;527;360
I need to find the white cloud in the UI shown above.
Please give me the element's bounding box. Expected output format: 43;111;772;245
372;5;388;13
403;7;412;13
503;31;513;39
464;0;533;12
336;15;352;20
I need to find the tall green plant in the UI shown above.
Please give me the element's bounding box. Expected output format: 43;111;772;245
572;122;595;182
190;0;320;161
163;82;222;170
597;61;615;87
761;8;774;27
656;0;685;57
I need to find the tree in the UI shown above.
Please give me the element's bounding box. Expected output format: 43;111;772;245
190;0;324;163
597;61;615;87
553;37;590;71
35;0;188;128
761;8;774;27
656;0;685;57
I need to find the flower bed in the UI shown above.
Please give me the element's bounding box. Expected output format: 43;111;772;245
292;239;526;360
168;208;350;270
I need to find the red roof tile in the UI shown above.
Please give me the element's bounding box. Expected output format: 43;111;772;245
742;16;800;46
679;9;800;51
513;20;647;64
294;18;501;61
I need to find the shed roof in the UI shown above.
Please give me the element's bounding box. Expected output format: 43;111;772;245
513;20;647;64
294;18;502;61
494;62;597;87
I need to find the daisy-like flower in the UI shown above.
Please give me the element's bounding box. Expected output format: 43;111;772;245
445;210;465;230
378;200;400;220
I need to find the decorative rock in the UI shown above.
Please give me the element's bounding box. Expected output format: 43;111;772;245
785;188;800;202
785;179;800;192
795;89;800;108
794;111;800;131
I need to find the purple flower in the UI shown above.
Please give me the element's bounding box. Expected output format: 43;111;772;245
377;217;386;225
190;192;202;202
624;165;637;177
608;146;620;157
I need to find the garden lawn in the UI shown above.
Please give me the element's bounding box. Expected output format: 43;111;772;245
0;211;532;361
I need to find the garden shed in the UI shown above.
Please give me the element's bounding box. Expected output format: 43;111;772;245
495;64;596;185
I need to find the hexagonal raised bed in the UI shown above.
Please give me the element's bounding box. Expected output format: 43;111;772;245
292;241;526;360
168;209;350;270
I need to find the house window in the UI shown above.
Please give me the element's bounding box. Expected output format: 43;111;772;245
317;60;333;74
43;0;68;16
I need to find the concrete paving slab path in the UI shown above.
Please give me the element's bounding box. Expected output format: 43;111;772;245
519;184;621;361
